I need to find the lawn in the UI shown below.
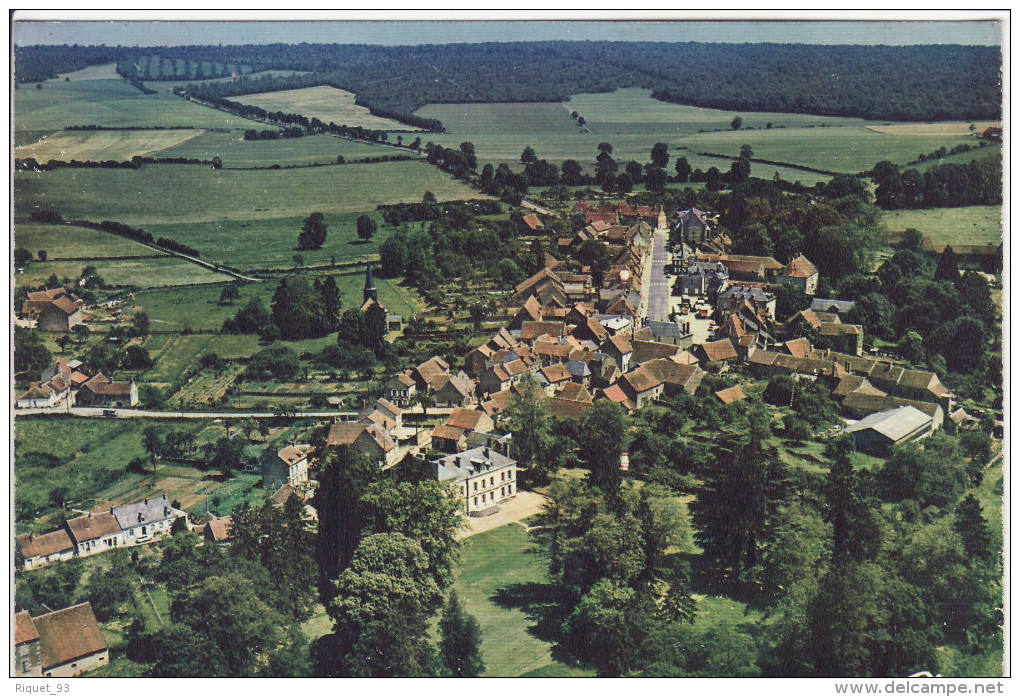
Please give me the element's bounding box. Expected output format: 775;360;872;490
157;131;398;167
234;86;412;130
15;128;204;163
15;161;485;226
453;523;593;677
14;78;265;132
881;206;1003;247
14;222;165;260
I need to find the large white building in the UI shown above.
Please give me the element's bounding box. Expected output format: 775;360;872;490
433;446;518;515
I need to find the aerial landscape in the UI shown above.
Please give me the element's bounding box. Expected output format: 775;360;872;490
10;17;1005;680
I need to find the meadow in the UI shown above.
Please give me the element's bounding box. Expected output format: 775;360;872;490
15;128;205;163
157;130;398;167
14;78;266;134
882;206;1003;247
14;222;164;260
17;256;230;290
415;88;985;174
234;85;412;130
15;160;483;226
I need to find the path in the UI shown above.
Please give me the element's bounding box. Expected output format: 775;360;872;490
644;229;671;322
456;490;549;540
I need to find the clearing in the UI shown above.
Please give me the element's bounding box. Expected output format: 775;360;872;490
15;160;485;226
234;86;412;130
882;206;1003;247
15;128;204;163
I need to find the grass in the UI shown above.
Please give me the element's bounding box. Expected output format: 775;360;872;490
881;206;1002;247
15;128;204;162
234;86;412;130
14;78;265;132
903;143;1001;173
16;256;229;290
14;222;165;260
453;523;593;677
15;160;485;226
157;131;397;167
415;88;982;175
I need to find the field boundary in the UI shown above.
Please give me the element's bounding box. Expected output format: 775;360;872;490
693;150;843;177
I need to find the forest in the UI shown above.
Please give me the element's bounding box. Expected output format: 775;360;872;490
16;41;1002;127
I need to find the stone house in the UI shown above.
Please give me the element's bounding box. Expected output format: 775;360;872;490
15;603;108;677
433;446;518;515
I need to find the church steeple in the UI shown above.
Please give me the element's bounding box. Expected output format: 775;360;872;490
363;264;378;304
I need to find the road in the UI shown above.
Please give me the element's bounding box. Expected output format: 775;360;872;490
645;230;671;322
13;406;358;419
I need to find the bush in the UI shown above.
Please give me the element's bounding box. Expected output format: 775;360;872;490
245;344;300;381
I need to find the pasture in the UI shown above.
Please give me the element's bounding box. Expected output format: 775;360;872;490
14;78;265;132
15;160;484;226
15;128;204;163
51;62;124;81
903;142;1001;173
415;88;983;174
454;524;594;677
14;222;164;260
881;206;1003;247
16;256;229;290
156;130;396;167
234;86;411;130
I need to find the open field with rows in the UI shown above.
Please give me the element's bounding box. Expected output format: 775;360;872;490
156;130;398;167
882;205;1003;247
416;88;986;174
234;85;412;130
15;160;483;226
15;128;205;163
14;222;164;259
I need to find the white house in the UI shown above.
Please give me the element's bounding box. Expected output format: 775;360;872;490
433;446;518;515
110;493;186;546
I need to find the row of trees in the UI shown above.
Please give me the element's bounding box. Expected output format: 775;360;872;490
872;158;1002;209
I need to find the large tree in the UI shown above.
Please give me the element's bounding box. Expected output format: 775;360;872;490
298;212;328;250
439;591;485;677
356;215;377;243
577;401;630;495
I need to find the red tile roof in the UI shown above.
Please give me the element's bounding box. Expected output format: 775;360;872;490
15;612;39;646
785;254;818;279
17;529;74;559
33;603;108;668
698;340;738;363
715;385;748;405
206;516;235;542
65;511;121;543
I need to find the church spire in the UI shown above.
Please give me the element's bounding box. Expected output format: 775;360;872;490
363;264;378;303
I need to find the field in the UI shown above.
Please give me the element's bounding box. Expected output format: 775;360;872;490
903;142;1002;173
50;62;123;81
882;206;1003;247
14;78;266;134
234;86;412;130
14;222;164;260
453;524;594;677
157;131;397;167
416;88;985;175
15;161;484;226
16;256;230;290
865;122;1000;136
15;128;205;163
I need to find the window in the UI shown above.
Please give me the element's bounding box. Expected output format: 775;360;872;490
473;496;478;506
22;660;28;672
473;482;477;492
509;484;514;494
501;486;505;497
490;476;494;486
501;471;505;481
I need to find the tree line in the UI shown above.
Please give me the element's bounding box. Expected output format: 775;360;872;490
871;157;1002;210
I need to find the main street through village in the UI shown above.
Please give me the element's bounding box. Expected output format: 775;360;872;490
645;229;672;322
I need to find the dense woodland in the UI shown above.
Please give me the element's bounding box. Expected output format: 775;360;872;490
16;42;1001;126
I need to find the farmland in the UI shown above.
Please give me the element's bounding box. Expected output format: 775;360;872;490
882;205;1003;247
16;256;230;290
14;222;164;260
156;130;396;167
15;160;483;226
234;86;412;130
15;128;204;163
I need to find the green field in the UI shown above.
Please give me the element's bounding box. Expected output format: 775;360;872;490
14;222;165;260
454;524;594;677
15;161;484;226
416;89;982;175
157;130;399;167
135;272;422;333
903;142;1002;173
16;256;230;290
882;206;1003;247
14;78;265;133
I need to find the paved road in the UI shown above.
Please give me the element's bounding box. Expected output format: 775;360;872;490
13;406;358;419
646;230;671;322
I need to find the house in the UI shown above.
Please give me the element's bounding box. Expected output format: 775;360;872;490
646;320;691;347
817;322;864;356
446;407;495;435
432;372;476;408
810;298;856;315
37;295;84;332
327;421;400;467
572;316;609;345
676;260;729;297
840;393;944;431
64;511;123;557
540;362;573;393
204;515;236;544
631;339;683;365
920;238;1001;271
17;529;75;570
618;365;666;408
431;424;469;453
693;339;738;368
21;288;73;318
74;373;138;407
779;254;819;295
674;208;712;243
16;375;72;409
262;443;313;489
508;295;544;331
520;321;568;344
384;372;417;407
846;406;937;455
15;603;108;677
433;446;518;515
521;213;544;231
361;398;403;429
600;384;637;411
111;493;186;546
715;385;748;405
546;397;592;420
411;356;451;391
601;334;634;372
783;337;813;359
717;284;777;319
557;382;593;403
478;361;529;396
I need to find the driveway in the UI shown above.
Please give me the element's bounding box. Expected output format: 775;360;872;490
456;490;549;539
